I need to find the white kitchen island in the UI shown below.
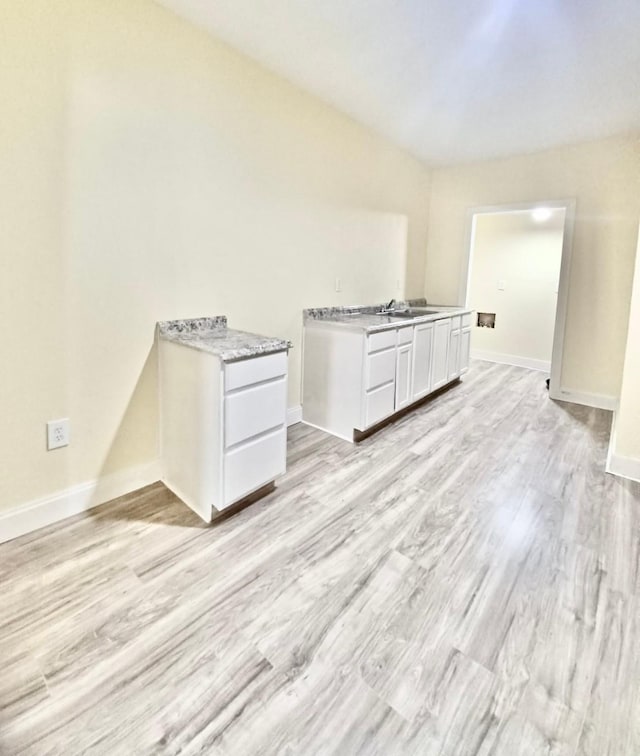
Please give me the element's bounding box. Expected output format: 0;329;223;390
302;303;472;442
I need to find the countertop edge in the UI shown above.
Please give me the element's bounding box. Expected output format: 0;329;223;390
158;335;291;363
303;308;474;334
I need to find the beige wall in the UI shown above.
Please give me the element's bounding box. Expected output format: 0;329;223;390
612;228;640;467
469;210;565;366
425;135;640;399
0;0;432;514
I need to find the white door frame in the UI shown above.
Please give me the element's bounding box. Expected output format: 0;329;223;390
459;198;577;401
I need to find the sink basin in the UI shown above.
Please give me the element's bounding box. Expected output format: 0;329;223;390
375;307;447;319
376;308;445;318
375;310;416;319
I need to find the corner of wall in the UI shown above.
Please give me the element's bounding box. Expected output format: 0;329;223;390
606;411;640;484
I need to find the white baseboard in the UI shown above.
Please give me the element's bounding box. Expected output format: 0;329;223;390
471;349;551;373
0;460;161;545
472;350;618;410
287;405;302;426
1;408;303;545
607;451;640;483
552;388;618;411
606;412;640;483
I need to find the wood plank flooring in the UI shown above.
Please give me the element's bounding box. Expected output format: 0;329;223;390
1;360;639;755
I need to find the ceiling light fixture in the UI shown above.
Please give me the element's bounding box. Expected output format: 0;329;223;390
532;207;552;222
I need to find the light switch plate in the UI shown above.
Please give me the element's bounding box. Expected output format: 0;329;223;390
498;280;506;291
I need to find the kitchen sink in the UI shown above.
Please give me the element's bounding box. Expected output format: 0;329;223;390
375;310;415;318
376;308;443;318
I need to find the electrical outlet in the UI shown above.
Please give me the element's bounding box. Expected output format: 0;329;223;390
47;418;69;450
335;277;342;293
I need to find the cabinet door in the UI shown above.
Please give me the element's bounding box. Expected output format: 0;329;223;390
395;343;413;411
431;319;451;390
412;322;434;401
448;329;461;381
460;327;471;375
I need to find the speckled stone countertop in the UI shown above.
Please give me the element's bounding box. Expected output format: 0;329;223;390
303;300;473;334
157;317;291;363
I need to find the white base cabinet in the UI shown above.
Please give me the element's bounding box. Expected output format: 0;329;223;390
460;326;471;376
412;322;434;401
448;316;461;381
431;318;451;391
159;344;288;522
303;310;471;442
395;342;413;410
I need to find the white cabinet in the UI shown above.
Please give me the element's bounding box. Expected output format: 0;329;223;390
224;377;286;447
366;347;397;390
222;357;287;507
364;327;397;429
395;343;413;410
159;344;288;522
367;329;397;353
447;315;462;381
365;382;396;427
431;318;451;391
364;328;413;425
302;309;471;442
460;327;471;375
364;344;397;425
448;329;461;380
459;312;472;376
223;427;286;506
412;322;434;401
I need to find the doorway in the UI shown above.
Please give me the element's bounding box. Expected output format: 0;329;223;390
460;200;576;399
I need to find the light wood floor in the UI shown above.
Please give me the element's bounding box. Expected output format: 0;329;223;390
2;361;639;755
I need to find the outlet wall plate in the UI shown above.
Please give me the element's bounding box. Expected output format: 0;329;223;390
47;418;70;450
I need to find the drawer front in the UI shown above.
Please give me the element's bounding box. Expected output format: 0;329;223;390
224;377;286;448
365;382;395;427
223;427;286;507
225;351;287;392
367;329;396;353
449;315;462;332
366;348;396;390
462;312;472;328
397;326;413;345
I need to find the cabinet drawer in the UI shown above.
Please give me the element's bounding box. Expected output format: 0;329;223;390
223;427;286;506
224;377;286;448
365;382;396;427
225;351;287;392
462;312;472;328
397;326;413;345
449;315;462;332
366;348;396;390
367;329;396;353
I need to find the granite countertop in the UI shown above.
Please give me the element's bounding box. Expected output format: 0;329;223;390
303;299;473;334
157;316;292;363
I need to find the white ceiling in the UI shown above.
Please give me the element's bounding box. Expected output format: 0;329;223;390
154;0;640;165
